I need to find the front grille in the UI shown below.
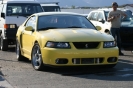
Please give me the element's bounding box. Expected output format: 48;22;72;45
73;42;100;49
72;58;104;64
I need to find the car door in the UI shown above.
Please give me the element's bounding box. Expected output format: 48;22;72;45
21;16;36;56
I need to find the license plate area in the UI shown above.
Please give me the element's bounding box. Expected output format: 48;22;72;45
81;58;94;64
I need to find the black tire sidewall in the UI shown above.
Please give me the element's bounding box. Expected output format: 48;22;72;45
0;37;8;51
16;40;23;61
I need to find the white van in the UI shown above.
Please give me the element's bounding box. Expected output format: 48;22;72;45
41;2;61;12
0;0;44;51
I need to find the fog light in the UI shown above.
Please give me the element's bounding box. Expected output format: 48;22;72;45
55;58;68;64
107;57;117;63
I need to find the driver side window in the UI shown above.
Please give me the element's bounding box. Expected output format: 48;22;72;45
25;16;36;30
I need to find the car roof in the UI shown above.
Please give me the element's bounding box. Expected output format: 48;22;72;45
0;0;40;4
34;12;83;16
91;9;111;12
41;4;59;6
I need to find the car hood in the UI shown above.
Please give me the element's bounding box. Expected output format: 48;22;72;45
38;28;114;42
121;21;133;27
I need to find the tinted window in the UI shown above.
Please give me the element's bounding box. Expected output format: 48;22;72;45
105;11;109;21
42;6;60;12
122;11;133;21
37;15;96;30
6;3;43;16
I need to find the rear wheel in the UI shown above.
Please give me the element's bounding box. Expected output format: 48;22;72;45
0;37;8;51
16;40;25;61
31;43;44;71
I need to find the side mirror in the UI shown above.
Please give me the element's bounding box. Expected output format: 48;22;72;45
98;19;105;24
96;26;101;31
1;13;5;18
25;26;33;31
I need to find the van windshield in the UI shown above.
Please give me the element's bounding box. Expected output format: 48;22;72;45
42;6;61;12
6;3;43;16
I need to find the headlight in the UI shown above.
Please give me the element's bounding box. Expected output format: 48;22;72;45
103;41;116;48
46;41;71;48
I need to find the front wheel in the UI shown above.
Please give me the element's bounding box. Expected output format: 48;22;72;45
31;43;44;71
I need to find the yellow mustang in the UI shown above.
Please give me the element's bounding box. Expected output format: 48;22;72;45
16;12;118;70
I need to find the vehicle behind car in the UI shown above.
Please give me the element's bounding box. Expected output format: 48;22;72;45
120;11;133;50
87;10;111;34
40;2;61;12
88;9;133;51
0;0;43;51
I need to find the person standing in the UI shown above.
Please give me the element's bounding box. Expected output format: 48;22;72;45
107;2;127;55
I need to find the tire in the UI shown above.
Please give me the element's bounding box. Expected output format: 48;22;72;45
31;43;44;71
131;51;133;54
0;37;8;51
16;40;24;61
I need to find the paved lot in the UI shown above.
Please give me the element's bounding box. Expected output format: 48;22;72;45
0;47;133;88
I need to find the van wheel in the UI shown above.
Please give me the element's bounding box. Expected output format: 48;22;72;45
0;37;8;51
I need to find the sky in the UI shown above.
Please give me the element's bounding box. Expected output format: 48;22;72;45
38;0;133;7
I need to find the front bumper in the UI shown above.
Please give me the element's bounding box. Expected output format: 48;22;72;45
41;47;119;66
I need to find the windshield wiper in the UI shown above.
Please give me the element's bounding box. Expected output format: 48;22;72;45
38;27;58;30
67;26;82;28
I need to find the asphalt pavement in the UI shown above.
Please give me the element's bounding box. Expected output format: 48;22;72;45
0;47;133;88
0;70;13;88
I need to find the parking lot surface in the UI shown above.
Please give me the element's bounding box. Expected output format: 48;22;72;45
0;47;133;88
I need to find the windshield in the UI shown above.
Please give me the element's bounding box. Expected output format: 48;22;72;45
6;3;43;16
105;11;109;21
105;11;133;22
37;15;96;30
122;11;133;21
42;6;60;12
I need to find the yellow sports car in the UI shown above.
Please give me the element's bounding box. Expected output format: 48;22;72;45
16;12;118;70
